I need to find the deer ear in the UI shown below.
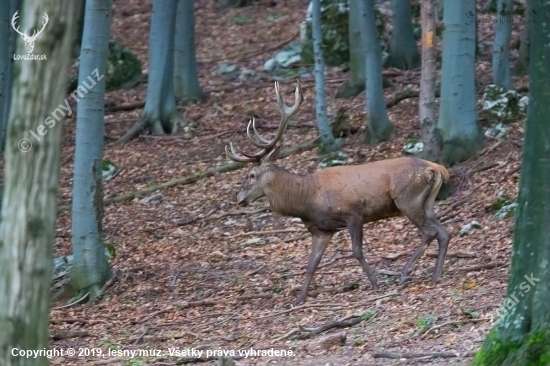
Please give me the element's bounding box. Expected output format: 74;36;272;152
261;145;282;164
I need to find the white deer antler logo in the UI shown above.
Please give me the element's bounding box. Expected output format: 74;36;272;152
11;11;49;54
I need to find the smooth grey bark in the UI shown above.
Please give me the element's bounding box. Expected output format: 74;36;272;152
336;0;366;98
388;0;420;70
512;0;533;75
0;1;77;364
419;0;442;162
70;0;112;301
0;0;20;152
119;0;183;142
438;0;482;166
492;0;513;89
360;0;394;145
174;0;205;104
311;0;338;152
474;1;550;363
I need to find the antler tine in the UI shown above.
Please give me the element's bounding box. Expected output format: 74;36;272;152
225;142;258;163
246;118;271;147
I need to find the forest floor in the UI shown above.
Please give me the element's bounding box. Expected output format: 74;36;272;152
48;0;529;365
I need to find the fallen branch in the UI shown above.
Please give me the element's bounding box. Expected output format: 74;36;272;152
52;292;90;310
283;233;310;243
49;318;109;325
135;294;272;324
373;350;477;359
385;89;441;109
467;162;500;174
230;228;304;238
105;101;145;113
58;138;320;212
421;318;489;338
452;261;507;273
51;330;90;341
259;292;398;319
383;251;476;260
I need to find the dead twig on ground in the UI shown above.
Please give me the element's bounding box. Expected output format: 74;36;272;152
421;318;490;338
452;261;507;273
135;294;272;324
52;292;90;310
384;251;476;260
105;101;145;113
50;330;90;341
230;228;304;238
273;314;368;342
258;292;398;319
50;318;109;325
373;350;477;359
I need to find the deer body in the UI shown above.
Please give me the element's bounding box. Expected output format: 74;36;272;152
227;82;451;304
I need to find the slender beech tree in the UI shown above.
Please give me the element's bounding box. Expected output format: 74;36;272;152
0;1;77;364
512;0;534;75
492;0;513;89
438;0;482;165
419;0;441;162
474;0;550;363
311;0;338;152
388;0;420;70
119;0;183;142
336;0;366;98
0;0;20;152
360;0;394;145
70;0;112;300
174;0;204;104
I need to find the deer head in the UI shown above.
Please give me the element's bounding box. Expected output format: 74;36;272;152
12;11;49;54
226;81;304;206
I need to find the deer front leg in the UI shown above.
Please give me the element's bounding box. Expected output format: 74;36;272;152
295;228;333;305
348;217;379;291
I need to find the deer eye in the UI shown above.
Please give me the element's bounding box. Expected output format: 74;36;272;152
249;172;256;179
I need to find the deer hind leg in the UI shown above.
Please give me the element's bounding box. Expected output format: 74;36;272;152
426;210;450;283
295;228;333;305
348;216;379;291
395;183;441;285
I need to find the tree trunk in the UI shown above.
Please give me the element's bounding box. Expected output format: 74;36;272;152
174;0;205;104
0;0;20;152
336;0;366;98
311;0;338;152
388;0;420;70
512;0;533;75
360;0;394;145
492;0;513;89
0;1;77;364
438;0;482;166
118;0;184;143
473;1;550;363
419;0;442;163
70;0;112;301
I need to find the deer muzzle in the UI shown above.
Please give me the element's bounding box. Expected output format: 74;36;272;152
237;191;248;206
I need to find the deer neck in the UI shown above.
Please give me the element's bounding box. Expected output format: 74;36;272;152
264;166;314;218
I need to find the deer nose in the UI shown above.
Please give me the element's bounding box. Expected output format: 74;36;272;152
237;192;248;206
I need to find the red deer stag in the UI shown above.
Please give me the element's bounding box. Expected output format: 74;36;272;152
226;82;451;304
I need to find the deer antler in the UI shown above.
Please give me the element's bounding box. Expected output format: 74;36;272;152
225;81;304;163
11;11;48;40
11;11;27;38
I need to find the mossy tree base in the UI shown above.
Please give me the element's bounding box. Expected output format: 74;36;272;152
118;110;184;143
473;329;550;366
364;119;394;145
441;136;482;166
